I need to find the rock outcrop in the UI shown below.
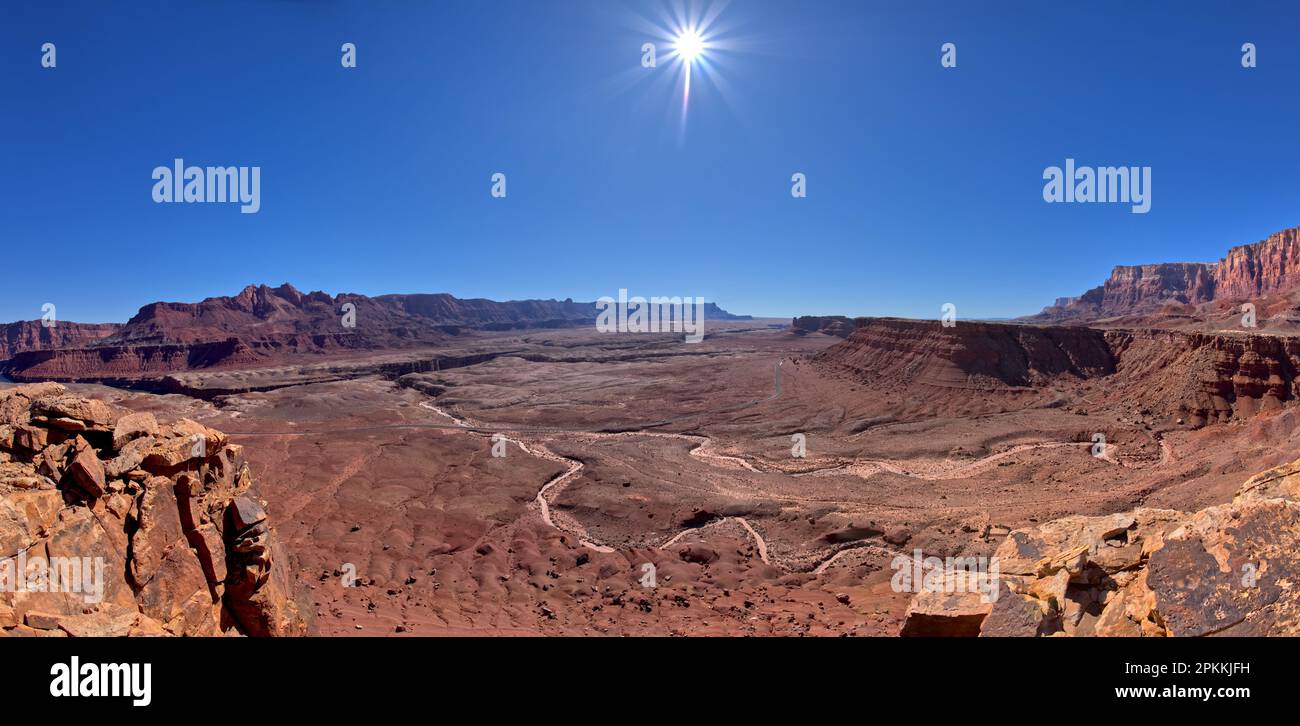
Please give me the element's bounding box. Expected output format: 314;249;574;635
0;383;310;636
1035;225;1300;321
901;459;1300;636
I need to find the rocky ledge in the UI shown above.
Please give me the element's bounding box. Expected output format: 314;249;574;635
902;459;1300;636
0;383;310;636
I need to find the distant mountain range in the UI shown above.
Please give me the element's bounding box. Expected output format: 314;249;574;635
0;284;749;381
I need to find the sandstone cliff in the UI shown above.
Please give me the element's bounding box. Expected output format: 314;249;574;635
814;318;1115;389
0;321;120;361
1035;225;1300;321
815;318;1300;425
902;458;1300;636
1217;226;1300;300
0;383;310;636
1102;328;1300;425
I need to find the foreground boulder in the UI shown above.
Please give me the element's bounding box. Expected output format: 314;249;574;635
901;459;1300;637
0;383;311;636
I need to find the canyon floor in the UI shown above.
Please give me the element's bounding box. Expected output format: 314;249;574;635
17;321;1300;636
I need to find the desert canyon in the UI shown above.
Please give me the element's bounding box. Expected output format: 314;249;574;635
6;226;1300;637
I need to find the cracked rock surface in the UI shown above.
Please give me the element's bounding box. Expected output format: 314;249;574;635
0;383;311;637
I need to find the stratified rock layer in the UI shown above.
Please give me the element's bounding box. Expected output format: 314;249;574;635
813;318;1115;389
816;318;1300;426
0;383;310;636
0;320;120;361
1037;225;1300;321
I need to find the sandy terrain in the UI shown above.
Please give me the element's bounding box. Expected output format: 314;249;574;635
29;319;1300;636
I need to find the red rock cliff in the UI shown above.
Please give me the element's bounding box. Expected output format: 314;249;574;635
1036;225;1300;320
0;321;120;362
815;318;1115;388
816;318;1300;426
1216;226;1300;300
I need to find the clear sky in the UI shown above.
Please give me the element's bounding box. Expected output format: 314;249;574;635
3;0;1300;323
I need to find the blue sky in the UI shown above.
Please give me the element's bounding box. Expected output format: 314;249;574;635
3;0;1300;323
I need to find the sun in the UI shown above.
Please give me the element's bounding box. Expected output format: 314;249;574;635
628;0;740;137
674;29;705;63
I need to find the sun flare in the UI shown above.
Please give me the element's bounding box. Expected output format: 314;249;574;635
632;0;739;137
675;29;705;62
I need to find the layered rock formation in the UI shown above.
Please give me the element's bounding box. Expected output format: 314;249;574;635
111;284;591;346
0;321;120;361
0;383;309;636
1102;329;1300;425
901;458;1300;636
1036;225;1300;321
814;318;1115;388
1;284;748;382
1217;226;1300;300
815;318;1300;425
